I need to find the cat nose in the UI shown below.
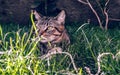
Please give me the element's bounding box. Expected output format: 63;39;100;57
48;31;53;34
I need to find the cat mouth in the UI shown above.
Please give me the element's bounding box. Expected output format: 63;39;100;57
40;35;59;43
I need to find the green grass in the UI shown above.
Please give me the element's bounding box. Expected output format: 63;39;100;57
0;23;120;75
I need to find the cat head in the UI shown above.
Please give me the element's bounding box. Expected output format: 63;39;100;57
33;10;67;43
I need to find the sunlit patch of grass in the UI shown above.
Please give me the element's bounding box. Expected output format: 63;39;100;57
0;25;43;74
0;24;79;74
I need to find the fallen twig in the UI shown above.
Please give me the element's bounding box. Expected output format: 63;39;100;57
38;47;78;73
85;52;115;75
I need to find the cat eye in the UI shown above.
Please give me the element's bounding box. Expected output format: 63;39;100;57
48;26;54;30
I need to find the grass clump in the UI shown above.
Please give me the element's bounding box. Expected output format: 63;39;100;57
0;24;78;75
0;25;42;74
67;23;120;74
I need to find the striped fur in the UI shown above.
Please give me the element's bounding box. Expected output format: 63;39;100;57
33;10;70;54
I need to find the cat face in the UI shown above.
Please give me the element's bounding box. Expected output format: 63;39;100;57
33;10;70;44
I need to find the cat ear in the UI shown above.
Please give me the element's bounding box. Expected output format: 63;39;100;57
33;10;41;20
56;10;66;24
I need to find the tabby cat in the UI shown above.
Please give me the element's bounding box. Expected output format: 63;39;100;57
33;10;70;55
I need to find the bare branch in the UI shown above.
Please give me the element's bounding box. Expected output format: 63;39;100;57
104;0;110;30
109;18;120;21
78;0;88;4
78;0;104;30
86;0;104;29
104;8;109;30
95;0;104;15
105;0;110;6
